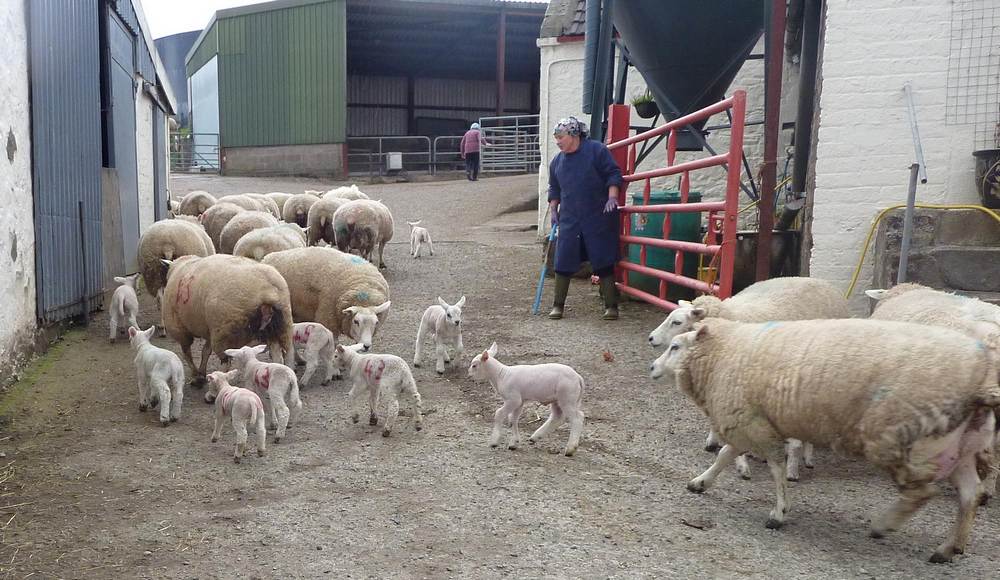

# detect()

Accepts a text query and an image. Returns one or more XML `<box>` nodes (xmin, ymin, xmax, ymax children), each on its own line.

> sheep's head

<box><xmin>114</xmin><ymin>273</ymin><xmax>141</xmax><ymax>289</ymax></box>
<box><xmin>438</xmin><ymin>296</ymin><xmax>466</xmax><ymax>328</ymax></box>
<box><xmin>223</xmin><ymin>345</ymin><xmax>268</xmax><ymax>369</ymax></box>
<box><xmin>344</xmin><ymin>301</ymin><xmax>390</xmax><ymax>351</ymax></box>
<box><xmin>205</xmin><ymin>369</ymin><xmax>240</xmax><ymax>403</ymax></box>
<box><xmin>128</xmin><ymin>325</ymin><xmax>156</xmax><ymax>349</ymax></box>
<box><xmin>649</xmin><ymin>326</ymin><xmax>704</xmax><ymax>380</ymax></box>
<box><xmin>333</xmin><ymin>343</ymin><xmax>366</xmax><ymax>371</ymax></box>
<box><xmin>648</xmin><ymin>300</ymin><xmax>707</xmax><ymax>346</ymax></box>
<box><xmin>467</xmin><ymin>341</ymin><xmax>498</xmax><ymax>381</ymax></box>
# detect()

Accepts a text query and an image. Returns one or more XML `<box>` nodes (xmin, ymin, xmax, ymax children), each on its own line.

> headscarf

<box><xmin>470</xmin><ymin>122</ymin><xmax>481</xmax><ymax>130</ymax></box>
<box><xmin>553</xmin><ymin>116</ymin><xmax>588</xmax><ymax>138</ymax></box>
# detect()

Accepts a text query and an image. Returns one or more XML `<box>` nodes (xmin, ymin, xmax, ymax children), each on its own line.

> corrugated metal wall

<box><xmin>187</xmin><ymin>23</ymin><xmax>218</xmax><ymax>77</ymax></box>
<box><xmin>29</xmin><ymin>0</ymin><xmax>104</xmax><ymax>323</ymax></box>
<box><xmin>218</xmin><ymin>0</ymin><xmax>347</xmax><ymax>147</ymax></box>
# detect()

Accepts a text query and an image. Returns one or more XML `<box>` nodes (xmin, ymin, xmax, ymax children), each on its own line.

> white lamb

<box><xmin>332</xmin><ymin>343</ymin><xmax>424</xmax><ymax>437</ymax></box>
<box><xmin>467</xmin><ymin>341</ymin><xmax>585</xmax><ymax>456</ymax></box>
<box><xmin>413</xmin><ymin>296</ymin><xmax>465</xmax><ymax>375</ymax></box>
<box><xmin>206</xmin><ymin>370</ymin><xmax>267</xmax><ymax>463</ymax></box>
<box><xmin>291</xmin><ymin>321</ymin><xmax>340</xmax><ymax>386</ymax></box>
<box><xmin>647</xmin><ymin>276</ymin><xmax>850</xmax><ymax>481</ymax></box>
<box><xmin>407</xmin><ymin>220</ymin><xmax>434</xmax><ymax>258</ymax></box>
<box><xmin>221</xmin><ymin>345</ymin><xmax>303</xmax><ymax>443</ymax></box>
<box><xmin>128</xmin><ymin>325</ymin><xmax>185</xmax><ymax>427</ymax></box>
<box><xmin>109</xmin><ymin>273</ymin><xmax>140</xmax><ymax>343</ymax></box>
<box><xmin>649</xmin><ymin>318</ymin><xmax>1000</xmax><ymax>563</ymax></box>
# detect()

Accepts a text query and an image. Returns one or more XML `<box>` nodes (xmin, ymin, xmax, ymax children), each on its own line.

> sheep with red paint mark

<box><xmin>291</xmin><ymin>321</ymin><xmax>339</xmax><ymax>386</ymax></box>
<box><xmin>206</xmin><ymin>370</ymin><xmax>266</xmax><ymax>463</ymax></box>
<box><xmin>332</xmin><ymin>343</ymin><xmax>423</xmax><ymax>437</ymax></box>
<box><xmin>649</xmin><ymin>317</ymin><xmax>1000</xmax><ymax>563</ymax></box>
<box><xmin>219</xmin><ymin>345</ymin><xmax>303</xmax><ymax>443</ymax></box>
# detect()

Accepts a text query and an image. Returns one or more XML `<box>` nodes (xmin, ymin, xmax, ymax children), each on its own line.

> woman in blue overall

<box><xmin>547</xmin><ymin>117</ymin><xmax>623</xmax><ymax>320</ymax></box>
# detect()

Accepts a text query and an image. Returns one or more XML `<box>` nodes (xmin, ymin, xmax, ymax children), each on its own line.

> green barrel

<box><xmin>625</xmin><ymin>190</ymin><xmax>703</xmax><ymax>301</ymax></box>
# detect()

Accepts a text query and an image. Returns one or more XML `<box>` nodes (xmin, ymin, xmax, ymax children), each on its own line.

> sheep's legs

<box><xmin>803</xmin><ymin>442</ymin><xmax>815</xmax><ymax>469</ymax></box>
<box><xmin>564</xmin><ymin>408</ymin><xmax>584</xmax><ymax>456</ymax></box>
<box><xmin>383</xmin><ymin>397</ymin><xmax>399</xmax><ymax>437</ymax></box>
<box><xmin>688</xmin><ymin>444</ymin><xmax>742</xmax><ymax>493</ymax></box>
<box><xmin>210</xmin><ymin>406</ymin><xmax>224</xmax><ymax>442</ymax></box>
<box><xmin>151</xmin><ymin>378</ymin><xmax>172</xmax><ymax>427</ymax></box>
<box><xmin>931</xmin><ymin>457</ymin><xmax>981</xmax><ymax>563</ymax></box>
<box><xmin>198</xmin><ymin>338</ymin><xmax>212</xmax><ymax>379</ymax></box>
<box><xmin>367</xmin><ymin>386</ymin><xmax>379</xmax><ymax>426</ymax></box>
<box><xmin>109</xmin><ymin>314</ymin><xmax>119</xmax><ymax>342</ymax></box>
<box><xmin>490</xmin><ymin>400</ymin><xmax>519</xmax><ymax>448</ymax></box>
<box><xmin>427</xmin><ymin>236</ymin><xmax>434</xmax><ymax>256</ymax></box>
<box><xmin>870</xmin><ymin>483</ymin><xmax>938</xmax><ymax>539</ymax></box>
<box><xmin>232</xmin><ymin>417</ymin><xmax>248</xmax><ymax>464</ymax></box>
<box><xmin>169</xmin><ymin>381</ymin><xmax>183</xmax><ymax>422</ymax></box>
<box><xmin>413</xmin><ymin>321</ymin><xmax>426</xmax><ymax>367</ymax></box>
<box><xmin>434</xmin><ymin>343</ymin><xmax>447</xmax><ymax>375</ymax></box>
<box><xmin>270</xmin><ymin>387</ymin><xmax>291</xmax><ymax>443</ymax></box>
<box><xmin>254</xmin><ymin>413</ymin><xmax>267</xmax><ymax>457</ymax></box>
<box><xmin>348</xmin><ymin>381</ymin><xmax>367</xmax><ymax>424</ymax></box>
<box><xmin>786</xmin><ymin>439</ymin><xmax>803</xmax><ymax>481</ymax></box>
<box><xmin>734</xmin><ymin>454</ymin><xmax>752</xmax><ymax>480</ymax></box>
<box><xmin>704</xmin><ymin>429</ymin><xmax>722</xmax><ymax>452</ymax></box>
<box><xmin>764</xmin><ymin>451</ymin><xmax>790</xmax><ymax>529</ymax></box>
<box><xmin>377</xmin><ymin>241</ymin><xmax>387</xmax><ymax>269</ymax></box>
<box><xmin>529</xmin><ymin>404</ymin><xmax>564</xmax><ymax>444</ymax></box>
<box><xmin>179</xmin><ymin>339</ymin><xmax>199</xmax><ymax>380</ymax></box>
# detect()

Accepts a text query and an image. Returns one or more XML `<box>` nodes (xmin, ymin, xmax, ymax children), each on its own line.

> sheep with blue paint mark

<box><xmin>262</xmin><ymin>247</ymin><xmax>390</xmax><ymax>352</ymax></box>
<box><xmin>649</xmin><ymin>317</ymin><xmax>1000</xmax><ymax>563</ymax></box>
<box><xmin>332</xmin><ymin>199</ymin><xmax>394</xmax><ymax>268</ymax></box>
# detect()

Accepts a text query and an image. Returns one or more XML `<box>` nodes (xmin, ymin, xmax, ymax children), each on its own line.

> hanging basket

<box><xmin>633</xmin><ymin>100</ymin><xmax>660</xmax><ymax>119</ymax></box>
<box><xmin>972</xmin><ymin>149</ymin><xmax>1000</xmax><ymax>209</ymax></box>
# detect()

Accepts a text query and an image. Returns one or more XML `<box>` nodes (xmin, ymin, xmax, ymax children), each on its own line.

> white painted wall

<box><xmin>809</xmin><ymin>0</ymin><xmax>983</xmax><ymax>312</ymax></box>
<box><xmin>136</xmin><ymin>89</ymin><xmax>155</xmax><ymax>234</ymax></box>
<box><xmin>0</xmin><ymin>0</ymin><xmax>38</xmax><ymax>378</ymax></box>
<box><xmin>536</xmin><ymin>36</ymin><xmax>800</xmax><ymax>236</ymax></box>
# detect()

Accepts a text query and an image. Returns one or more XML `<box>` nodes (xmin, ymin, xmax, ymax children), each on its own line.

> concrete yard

<box><xmin>0</xmin><ymin>174</ymin><xmax>998</xmax><ymax>579</ymax></box>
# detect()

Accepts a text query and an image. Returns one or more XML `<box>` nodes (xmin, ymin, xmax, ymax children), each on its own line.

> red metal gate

<box><xmin>605</xmin><ymin>90</ymin><xmax>747</xmax><ymax>310</ymax></box>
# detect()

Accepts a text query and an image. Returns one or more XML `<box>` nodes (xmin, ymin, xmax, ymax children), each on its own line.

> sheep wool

<box><xmin>219</xmin><ymin>211</ymin><xmax>279</xmax><ymax>254</ymax></box>
<box><xmin>234</xmin><ymin>223</ymin><xmax>308</xmax><ymax>261</ymax></box>
<box><xmin>200</xmin><ymin>202</ymin><xmax>245</xmax><ymax>251</ymax></box>
<box><xmin>137</xmin><ymin>219</ymin><xmax>216</xmax><ymax>300</ymax></box>
<box><xmin>307</xmin><ymin>197</ymin><xmax>349</xmax><ymax>246</ymax></box>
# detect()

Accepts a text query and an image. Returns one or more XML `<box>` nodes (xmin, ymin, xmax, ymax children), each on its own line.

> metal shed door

<box><xmin>109</xmin><ymin>11</ymin><xmax>140</xmax><ymax>272</ymax></box>
<box><xmin>153</xmin><ymin>107</ymin><xmax>167</xmax><ymax>221</ymax></box>
<box><xmin>29</xmin><ymin>0</ymin><xmax>104</xmax><ymax>323</ymax></box>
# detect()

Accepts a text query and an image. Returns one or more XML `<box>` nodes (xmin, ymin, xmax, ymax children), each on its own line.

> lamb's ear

<box><xmin>160</xmin><ymin>259</ymin><xmax>173</xmax><ymax>267</ymax></box>
<box><xmin>128</xmin><ymin>327</ymin><xmax>138</xmax><ymax>338</ymax></box>
<box><xmin>456</xmin><ymin>295</ymin><xmax>466</xmax><ymax>308</ymax></box>
<box><xmin>336</xmin><ymin>345</ymin><xmax>345</xmax><ymax>353</ymax></box>
<box><xmin>252</xmin><ymin>344</ymin><xmax>268</xmax><ymax>355</ymax></box>
<box><xmin>343</xmin><ymin>306</ymin><xmax>360</xmax><ymax>315</ymax></box>
<box><xmin>678</xmin><ymin>299</ymin><xmax>693</xmax><ymax>308</ymax></box>
<box><xmin>437</xmin><ymin>296</ymin><xmax>449</xmax><ymax>309</ymax></box>
<box><xmin>144</xmin><ymin>326</ymin><xmax>156</xmax><ymax>338</ymax></box>
<box><xmin>865</xmin><ymin>289</ymin><xmax>888</xmax><ymax>300</ymax></box>
<box><xmin>480</xmin><ymin>350</ymin><xmax>489</xmax><ymax>361</ymax></box>
<box><xmin>224</xmin><ymin>348</ymin><xmax>241</xmax><ymax>358</ymax></box>
<box><xmin>373</xmin><ymin>301</ymin><xmax>391</xmax><ymax>314</ymax></box>
<box><xmin>113</xmin><ymin>276</ymin><xmax>128</xmax><ymax>285</ymax></box>
<box><xmin>694</xmin><ymin>325</ymin><xmax>709</xmax><ymax>341</ymax></box>
<box><xmin>690</xmin><ymin>307</ymin><xmax>707</xmax><ymax>321</ymax></box>
<box><xmin>225</xmin><ymin>369</ymin><xmax>240</xmax><ymax>380</ymax></box>
<box><xmin>487</xmin><ymin>341</ymin><xmax>498</xmax><ymax>356</ymax></box>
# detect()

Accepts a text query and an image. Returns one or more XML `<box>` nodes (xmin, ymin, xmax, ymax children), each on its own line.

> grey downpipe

<box><xmin>589</xmin><ymin>0</ymin><xmax>616</xmax><ymax>141</ymax></box>
<box><xmin>777</xmin><ymin>0</ymin><xmax>822</xmax><ymax>231</ymax></box>
<box><xmin>897</xmin><ymin>82</ymin><xmax>928</xmax><ymax>284</ymax></box>
<box><xmin>582</xmin><ymin>0</ymin><xmax>602</xmax><ymax>115</ymax></box>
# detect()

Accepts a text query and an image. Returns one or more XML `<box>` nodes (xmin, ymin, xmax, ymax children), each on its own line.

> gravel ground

<box><xmin>0</xmin><ymin>173</ymin><xmax>997</xmax><ymax>579</ymax></box>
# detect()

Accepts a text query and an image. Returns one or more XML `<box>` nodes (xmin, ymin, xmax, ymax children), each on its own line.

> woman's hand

<box><xmin>603</xmin><ymin>198</ymin><xmax>618</xmax><ymax>213</ymax></box>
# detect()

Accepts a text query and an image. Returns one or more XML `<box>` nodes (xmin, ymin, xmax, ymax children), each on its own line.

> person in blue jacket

<box><xmin>546</xmin><ymin>116</ymin><xmax>624</xmax><ymax>320</ymax></box>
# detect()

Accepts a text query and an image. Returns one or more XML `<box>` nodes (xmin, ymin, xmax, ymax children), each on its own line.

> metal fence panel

<box><xmin>29</xmin><ymin>0</ymin><xmax>104</xmax><ymax>323</ymax></box>
<box><xmin>170</xmin><ymin>132</ymin><xmax>221</xmax><ymax>173</ymax></box>
<box><xmin>478</xmin><ymin>114</ymin><xmax>541</xmax><ymax>174</ymax></box>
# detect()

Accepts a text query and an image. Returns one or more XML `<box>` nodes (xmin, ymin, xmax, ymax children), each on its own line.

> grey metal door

<box><xmin>29</xmin><ymin>0</ymin><xmax>104</xmax><ymax>323</ymax></box>
<box><xmin>109</xmin><ymin>11</ymin><xmax>140</xmax><ymax>272</ymax></box>
<box><xmin>153</xmin><ymin>107</ymin><xmax>167</xmax><ymax>221</ymax></box>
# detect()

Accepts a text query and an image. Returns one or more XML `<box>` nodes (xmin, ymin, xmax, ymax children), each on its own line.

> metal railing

<box><xmin>169</xmin><ymin>132</ymin><xmax>220</xmax><ymax>173</ymax></box>
<box><xmin>606</xmin><ymin>90</ymin><xmax>747</xmax><ymax>310</ymax></box>
<box><xmin>346</xmin><ymin>136</ymin><xmax>432</xmax><ymax>178</ymax></box>
<box><xmin>479</xmin><ymin>114</ymin><xmax>541</xmax><ymax>174</ymax></box>
<box><xmin>431</xmin><ymin>136</ymin><xmax>466</xmax><ymax>175</ymax></box>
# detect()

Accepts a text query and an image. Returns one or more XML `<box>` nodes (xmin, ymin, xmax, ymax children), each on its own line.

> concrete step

<box><xmin>954</xmin><ymin>290</ymin><xmax>1000</xmax><ymax>306</ymax></box>
<box><xmin>932</xmin><ymin>245</ymin><xmax>1000</xmax><ymax>292</ymax></box>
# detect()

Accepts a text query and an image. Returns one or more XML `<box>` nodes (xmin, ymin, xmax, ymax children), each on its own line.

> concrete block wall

<box><xmin>136</xmin><ymin>91</ymin><xmax>156</xmax><ymax>235</ymax></box>
<box><xmin>223</xmin><ymin>143</ymin><xmax>345</xmax><ymax>178</ymax></box>
<box><xmin>0</xmin><ymin>0</ymin><xmax>38</xmax><ymax>384</ymax></box>
<box><xmin>810</xmin><ymin>0</ymin><xmax>982</xmax><ymax>312</ymax></box>
<box><xmin>536</xmin><ymin>36</ymin><xmax>800</xmax><ymax>237</ymax></box>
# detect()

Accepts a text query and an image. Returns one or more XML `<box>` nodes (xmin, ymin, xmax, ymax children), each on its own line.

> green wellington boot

<box><xmin>599</xmin><ymin>276</ymin><xmax>619</xmax><ymax>320</ymax></box>
<box><xmin>548</xmin><ymin>274</ymin><xmax>570</xmax><ymax>319</ymax></box>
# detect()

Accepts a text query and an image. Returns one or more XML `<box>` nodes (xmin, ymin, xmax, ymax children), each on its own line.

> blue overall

<box><xmin>547</xmin><ymin>139</ymin><xmax>624</xmax><ymax>275</ymax></box>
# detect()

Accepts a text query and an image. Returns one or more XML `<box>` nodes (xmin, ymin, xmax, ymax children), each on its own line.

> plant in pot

<box><xmin>972</xmin><ymin>118</ymin><xmax>1000</xmax><ymax>209</ymax></box>
<box><xmin>631</xmin><ymin>90</ymin><xmax>660</xmax><ymax>119</ymax></box>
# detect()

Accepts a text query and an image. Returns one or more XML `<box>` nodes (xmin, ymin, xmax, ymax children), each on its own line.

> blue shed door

<box><xmin>109</xmin><ymin>11</ymin><xmax>140</xmax><ymax>272</ymax></box>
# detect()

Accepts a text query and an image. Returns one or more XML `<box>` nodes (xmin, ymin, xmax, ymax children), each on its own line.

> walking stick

<box><xmin>531</xmin><ymin>224</ymin><xmax>558</xmax><ymax>315</ymax></box>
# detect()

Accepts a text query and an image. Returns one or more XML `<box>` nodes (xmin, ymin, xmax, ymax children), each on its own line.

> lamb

<box><xmin>333</xmin><ymin>199</ymin><xmax>394</xmax><ymax>268</ymax></box>
<box><xmin>177</xmin><ymin>190</ymin><xmax>216</xmax><ymax>217</ymax></box>
<box><xmin>291</xmin><ymin>322</ymin><xmax>339</xmax><ymax>386</ymax></box>
<box><xmin>262</xmin><ymin>247</ymin><xmax>391</xmax><ymax>351</ymax></box>
<box><xmin>137</xmin><ymin>219</ymin><xmax>216</xmax><ymax>319</ymax></box>
<box><xmin>306</xmin><ymin>197</ymin><xmax>349</xmax><ymax>246</ymax></box>
<box><xmin>128</xmin><ymin>325</ymin><xmax>185</xmax><ymax>426</ymax></box>
<box><xmin>467</xmin><ymin>341</ymin><xmax>585</xmax><ymax>456</ymax></box>
<box><xmin>161</xmin><ymin>254</ymin><xmax>293</xmax><ymax>383</ymax></box>
<box><xmin>324</xmin><ymin>184</ymin><xmax>369</xmax><ymax>201</ymax></box>
<box><xmin>647</xmin><ymin>276</ymin><xmax>850</xmax><ymax>481</ymax></box>
<box><xmin>245</xmin><ymin>193</ymin><xmax>281</xmax><ymax>219</ymax></box>
<box><xmin>206</xmin><ymin>370</ymin><xmax>266</xmax><ymax>463</ymax></box>
<box><xmin>200</xmin><ymin>202</ymin><xmax>245</xmax><ymax>251</ymax></box>
<box><xmin>332</xmin><ymin>343</ymin><xmax>423</xmax><ymax>437</ymax></box>
<box><xmin>233</xmin><ymin>223</ymin><xmax>308</xmax><ymax>261</ymax></box>
<box><xmin>219</xmin><ymin>210</ymin><xmax>279</xmax><ymax>254</ymax></box>
<box><xmin>282</xmin><ymin>193</ymin><xmax>321</xmax><ymax>228</ymax></box>
<box><xmin>264</xmin><ymin>192</ymin><xmax>293</xmax><ymax>214</ymax></box>
<box><xmin>109</xmin><ymin>274</ymin><xmax>140</xmax><ymax>342</ymax></box>
<box><xmin>866</xmin><ymin>282</ymin><xmax>1000</xmax><ymax>502</ymax></box>
<box><xmin>168</xmin><ymin>199</ymin><xmax>181</xmax><ymax>217</ymax></box>
<box><xmin>649</xmin><ymin>317</ymin><xmax>1000</xmax><ymax>563</ymax></box>
<box><xmin>222</xmin><ymin>345</ymin><xmax>303</xmax><ymax>443</ymax></box>
<box><xmin>407</xmin><ymin>220</ymin><xmax>434</xmax><ymax>258</ymax></box>
<box><xmin>413</xmin><ymin>296</ymin><xmax>465</xmax><ymax>375</ymax></box>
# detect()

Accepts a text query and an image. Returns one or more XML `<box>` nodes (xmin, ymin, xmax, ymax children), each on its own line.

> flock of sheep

<box><xmin>104</xmin><ymin>185</ymin><xmax>1000</xmax><ymax>564</ymax></box>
